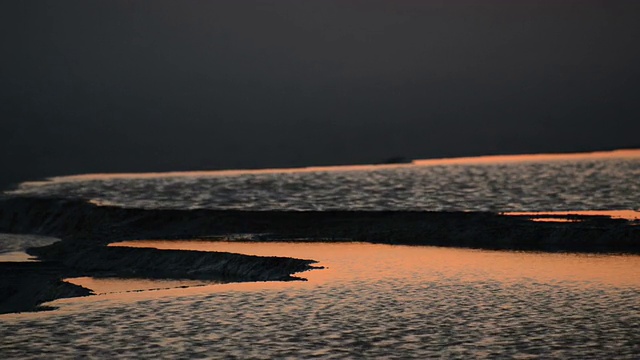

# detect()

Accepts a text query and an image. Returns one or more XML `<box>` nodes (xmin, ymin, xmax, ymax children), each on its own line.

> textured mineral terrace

<box><xmin>0</xmin><ymin>197</ymin><xmax>638</xmax><ymax>313</ymax></box>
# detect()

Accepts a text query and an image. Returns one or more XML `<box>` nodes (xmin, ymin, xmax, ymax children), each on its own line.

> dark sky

<box><xmin>2</xmin><ymin>0</ymin><xmax>640</xmax><ymax>188</ymax></box>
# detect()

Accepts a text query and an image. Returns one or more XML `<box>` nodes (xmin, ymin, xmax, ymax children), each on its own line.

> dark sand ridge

<box><xmin>1</xmin><ymin>196</ymin><xmax>639</xmax><ymax>314</ymax></box>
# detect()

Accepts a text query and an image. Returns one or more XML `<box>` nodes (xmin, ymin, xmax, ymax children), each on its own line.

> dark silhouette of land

<box><xmin>1</xmin><ymin>197</ymin><xmax>638</xmax><ymax>313</ymax></box>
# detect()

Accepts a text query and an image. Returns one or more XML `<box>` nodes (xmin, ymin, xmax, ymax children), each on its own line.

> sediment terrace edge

<box><xmin>1</xmin><ymin>196</ymin><xmax>639</xmax><ymax>314</ymax></box>
<box><xmin>1</xmin><ymin>196</ymin><xmax>638</xmax><ymax>253</ymax></box>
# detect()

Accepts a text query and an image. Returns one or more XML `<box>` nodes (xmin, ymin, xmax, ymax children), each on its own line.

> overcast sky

<box><xmin>2</xmin><ymin>0</ymin><xmax>639</xmax><ymax>188</ymax></box>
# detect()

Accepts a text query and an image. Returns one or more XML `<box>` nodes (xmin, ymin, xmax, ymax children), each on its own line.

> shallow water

<box><xmin>2</xmin><ymin>242</ymin><xmax>639</xmax><ymax>358</ymax></box>
<box><xmin>65</xmin><ymin>277</ymin><xmax>218</xmax><ymax>295</ymax></box>
<box><xmin>0</xmin><ymin>233</ymin><xmax>60</xmax><ymax>262</ymax></box>
<box><xmin>505</xmin><ymin>210</ymin><xmax>640</xmax><ymax>221</ymax></box>
<box><xmin>108</xmin><ymin>241</ymin><xmax>640</xmax><ymax>287</ymax></box>
<box><xmin>7</xmin><ymin>151</ymin><xmax>640</xmax><ymax>212</ymax></box>
<box><xmin>2</xmin><ymin>152</ymin><xmax>640</xmax><ymax>358</ymax></box>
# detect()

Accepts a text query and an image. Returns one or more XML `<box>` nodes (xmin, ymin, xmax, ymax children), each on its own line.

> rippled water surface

<box><xmin>3</xmin><ymin>152</ymin><xmax>640</xmax><ymax>358</ymax></box>
<box><xmin>8</xmin><ymin>151</ymin><xmax>640</xmax><ymax>212</ymax></box>
<box><xmin>2</xmin><ymin>242</ymin><xmax>639</xmax><ymax>358</ymax></box>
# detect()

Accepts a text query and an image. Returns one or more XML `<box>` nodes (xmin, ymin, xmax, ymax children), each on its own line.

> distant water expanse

<box><xmin>8</xmin><ymin>149</ymin><xmax>640</xmax><ymax>212</ymax></box>
<box><xmin>2</xmin><ymin>150</ymin><xmax>640</xmax><ymax>358</ymax></box>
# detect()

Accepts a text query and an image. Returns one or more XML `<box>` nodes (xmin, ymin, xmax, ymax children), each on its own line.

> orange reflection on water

<box><xmin>65</xmin><ymin>277</ymin><xmax>216</xmax><ymax>295</ymax></box>
<box><xmin>0</xmin><ymin>251</ymin><xmax>38</xmax><ymax>262</ymax></box>
<box><xmin>528</xmin><ymin>218</ymin><xmax>582</xmax><ymax>223</ymax></box>
<box><xmin>19</xmin><ymin>149</ymin><xmax>640</xmax><ymax>186</ymax></box>
<box><xmin>37</xmin><ymin>241</ymin><xmax>639</xmax><ymax>316</ymax></box>
<box><xmin>412</xmin><ymin>149</ymin><xmax>640</xmax><ymax>166</ymax></box>
<box><xmin>109</xmin><ymin>241</ymin><xmax>640</xmax><ymax>288</ymax></box>
<box><xmin>505</xmin><ymin>210</ymin><xmax>640</xmax><ymax>221</ymax></box>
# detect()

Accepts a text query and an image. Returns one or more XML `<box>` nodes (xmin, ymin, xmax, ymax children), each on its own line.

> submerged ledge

<box><xmin>28</xmin><ymin>244</ymin><xmax>317</xmax><ymax>282</ymax></box>
<box><xmin>0</xmin><ymin>244</ymin><xmax>317</xmax><ymax>314</ymax></box>
<box><xmin>1</xmin><ymin>197</ymin><xmax>638</xmax><ymax>253</ymax></box>
<box><xmin>1</xmin><ymin>196</ymin><xmax>639</xmax><ymax>314</ymax></box>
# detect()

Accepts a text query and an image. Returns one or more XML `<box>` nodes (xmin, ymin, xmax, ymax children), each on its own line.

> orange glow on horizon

<box><xmin>17</xmin><ymin>148</ymin><xmax>640</xmax><ymax>186</ymax></box>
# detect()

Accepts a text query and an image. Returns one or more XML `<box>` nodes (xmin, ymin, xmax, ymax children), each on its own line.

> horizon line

<box><xmin>14</xmin><ymin>148</ymin><xmax>640</xmax><ymax>186</ymax></box>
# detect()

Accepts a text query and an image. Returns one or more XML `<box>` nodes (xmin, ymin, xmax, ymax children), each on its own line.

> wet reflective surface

<box><xmin>8</xmin><ymin>150</ymin><xmax>640</xmax><ymax>212</ymax></box>
<box><xmin>0</xmin><ymin>251</ymin><xmax>38</xmax><ymax>262</ymax></box>
<box><xmin>506</xmin><ymin>210</ymin><xmax>640</xmax><ymax>221</ymax></box>
<box><xmin>65</xmin><ymin>277</ymin><xmax>217</xmax><ymax>295</ymax></box>
<box><xmin>3</xmin><ymin>151</ymin><xmax>639</xmax><ymax>357</ymax></box>
<box><xmin>2</xmin><ymin>242</ymin><xmax>639</xmax><ymax>358</ymax></box>
<box><xmin>110</xmin><ymin>241</ymin><xmax>640</xmax><ymax>287</ymax></box>
<box><xmin>0</xmin><ymin>233</ymin><xmax>60</xmax><ymax>262</ymax></box>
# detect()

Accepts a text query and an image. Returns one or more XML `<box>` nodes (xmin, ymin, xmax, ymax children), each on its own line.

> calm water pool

<box><xmin>2</xmin><ymin>241</ymin><xmax>639</xmax><ymax>358</ymax></box>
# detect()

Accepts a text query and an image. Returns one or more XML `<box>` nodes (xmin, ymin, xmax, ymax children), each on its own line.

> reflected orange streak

<box><xmin>65</xmin><ymin>277</ymin><xmax>216</xmax><ymax>295</ymax></box>
<box><xmin>0</xmin><ymin>251</ymin><xmax>38</xmax><ymax>262</ymax></box>
<box><xmin>506</xmin><ymin>210</ymin><xmax>640</xmax><ymax>221</ymax></box>
<box><xmin>109</xmin><ymin>241</ymin><xmax>640</xmax><ymax>288</ymax></box>
<box><xmin>528</xmin><ymin>218</ymin><xmax>582</xmax><ymax>223</ymax></box>
<box><xmin>18</xmin><ymin>149</ymin><xmax>640</xmax><ymax>185</ymax></box>
<box><xmin>412</xmin><ymin>149</ymin><xmax>640</xmax><ymax>166</ymax></box>
<box><xmin>24</xmin><ymin>241</ymin><xmax>638</xmax><ymax>318</ymax></box>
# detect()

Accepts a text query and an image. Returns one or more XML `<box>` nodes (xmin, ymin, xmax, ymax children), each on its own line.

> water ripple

<box><xmin>8</xmin><ymin>158</ymin><xmax>640</xmax><ymax>212</ymax></box>
<box><xmin>1</xmin><ymin>281</ymin><xmax>638</xmax><ymax>358</ymax></box>
<box><xmin>2</xmin><ymin>243</ymin><xmax>639</xmax><ymax>358</ymax></box>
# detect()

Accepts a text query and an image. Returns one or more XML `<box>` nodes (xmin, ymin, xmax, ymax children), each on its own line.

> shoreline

<box><xmin>0</xmin><ymin>246</ymin><xmax>318</xmax><ymax>315</ymax></box>
<box><xmin>1</xmin><ymin>197</ymin><xmax>638</xmax><ymax>253</ymax></box>
<box><xmin>1</xmin><ymin>196</ymin><xmax>639</xmax><ymax>314</ymax></box>
<box><xmin>9</xmin><ymin>148</ymin><xmax>640</xmax><ymax>187</ymax></box>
